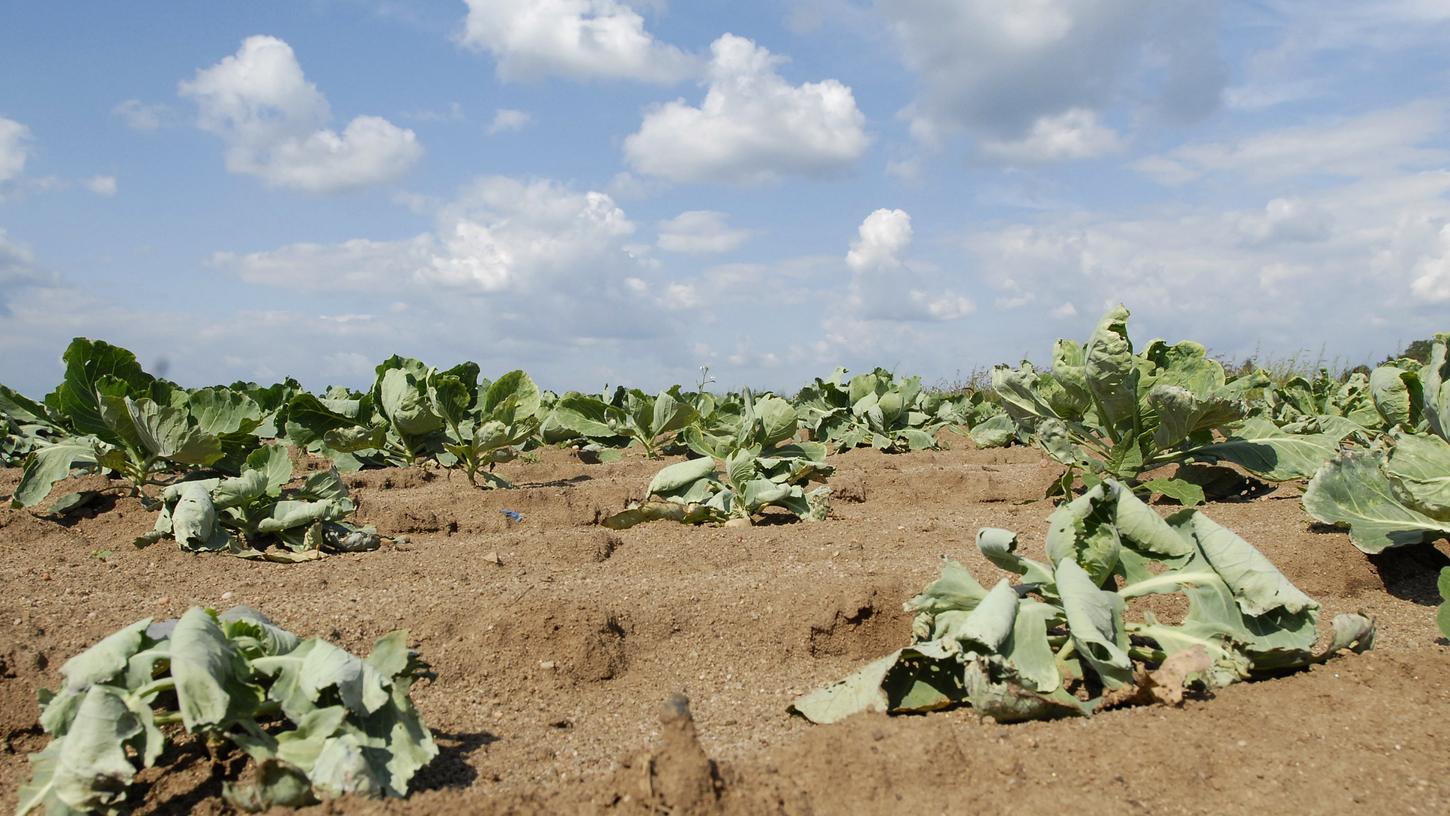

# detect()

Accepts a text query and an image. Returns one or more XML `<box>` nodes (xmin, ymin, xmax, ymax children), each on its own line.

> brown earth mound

<box><xmin>2</xmin><ymin>442</ymin><xmax>1447</xmax><ymax>815</ymax></box>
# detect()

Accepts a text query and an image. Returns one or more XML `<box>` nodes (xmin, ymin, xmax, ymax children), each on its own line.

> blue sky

<box><xmin>2</xmin><ymin>1</ymin><xmax>1449</xmax><ymax>396</ymax></box>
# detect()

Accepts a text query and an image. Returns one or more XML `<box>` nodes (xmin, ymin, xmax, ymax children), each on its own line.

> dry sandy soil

<box><xmin>2</xmin><ymin>440</ymin><xmax>1448</xmax><ymax>815</ymax></box>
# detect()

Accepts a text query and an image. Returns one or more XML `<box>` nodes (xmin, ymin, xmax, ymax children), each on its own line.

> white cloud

<box><xmin>964</xmin><ymin>170</ymin><xmax>1450</xmax><ymax>358</ymax></box>
<box><xmin>424</xmin><ymin>177</ymin><xmax>636</xmax><ymax>292</ymax></box>
<box><xmin>217</xmin><ymin>177</ymin><xmax>641</xmax><ymax>297</ymax></box>
<box><xmin>1226</xmin><ymin>1</ymin><xmax>1450</xmax><ymax>112</ymax></box>
<box><xmin>1135</xmin><ymin>102</ymin><xmax>1447</xmax><ymax>186</ymax></box>
<box><xmin>85</xmin><ymin>176</ymin><xmax>118</xmax><ymax>197</ymax></box>
<box><xmin>908</xmin><ymin>290</ymin><xmax>975</xmax><ymax>321</ymax></box>
<box><xmin>656</xmin><ymin>210</ymin><xmax>751</xmax><ymax>253</ymax></box>
<box><xmin>1258</xmin><ymin>262</ymin><xmax>1310</xmax><ymax>296</ymax></box>
<box><xmin>885</xmin><ymin>156</ymin><xmax>922</xmax><ymax>183</ymax></box>
<box><xmin>0</xmin><ymin>229</ymin><xmax>48</xmax><ymax>293</ymax></box>
<box><xmin>624</xmin><ymin>34</ymin><xmax>870</xmax><ymax>184</ymax></box>
<box><xmin>112</xmin><ymin>99</ymin><xmax>171</xmax><ymax>131</ymax></box>
<box><xmin>180</xmin><ymin>35</ymin><xmax>422</xmax><ymax>193</ymax></box>
<box><xmin>1411</xmin><ymin>225</ymin><xmax>1450</xmax><ymax>303</ymax></box>
<box><xmin>457</xmin><ymin>0</ymin><xmax>695</xmax><ymax>83</ymax></box>
<box><xmin>879</xmin><ymin>0</ymin><xmax>1225</xmax><ymax>152</ymax></box>
<box><xmin>1236</xmin><ymin>197</ymin><xmax>1331</xmax><ymax>246</ymax></box>
<box><xmin>847</xmin><ymin>208</ymin><xmax>913</xmax><ymax>273</ymax></box>
<box><xmin>487</xmin><ymin>108</ymin><xmax>533</xmax><ymax>134</ymax></box>
<box><xmin>213</xmin><ymin>236</ymin><xmax>435</xmax><ymax>291</ymax></box>
<box><xmin>979</xmin><ymin>108</ymin><xmax>1123</xmax><ymax>162</ymax></box>
<box><xmin>0</xmin><ymin>117</ymin><xmax>31</xmax><ymax>185</ymax></box>
<box><xmin>846</xmin><ymin>209</ymin><xmax>974</xmax><ymax>322</ymax></box>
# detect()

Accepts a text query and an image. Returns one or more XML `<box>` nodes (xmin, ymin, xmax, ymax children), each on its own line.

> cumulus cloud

<box><xmin>198</xmin><ymin>175</ymin><xmax>728</xmax><ymax>387</ymax></box>
<box><xmin>424</xmin><ymin>177</ymin><xmax>637</xmax><ymax>292</ymax></box>
<box><xmin>458</xmin><ymin>0</ymin><xmax>695</xmax><ymax>83</ymax></box>
<box><xmin>979</xmin><ymin>108</ymin><xmax>1123</xmax><ymax>162</ymax></box>
<box><xmin>623</xmin><ymin>34</ymin><xmax>870</xmax><ymax>184</ymax></box>
<box><xmin>846</xmin><ymin>209</ymin><xmax>974</xmax><ymax>322</ymax></box>
<box><xmin>879</xmin><ymin>0</ymin><xmax>1224</xmax><ymax>157</ymax></box>
<box><xmin>656</xmin><ymin>210</ymin><xmax>752</xmax><ymax>253</ymax></box>
<box><xmin>847</xmin><ymin>208</ymin><xmax>914</xmax><ymax>274</ymax></box>
<box><xmin>487</xmin><ymin>108</ymin><xmax>533</xmax><ymax>134</ymax></box>
<box><xmin>180</xmin><ymin>35</ymin><xmax>422</xmax><ymax>193</ymax></box>
<box><xmin>216</xmin><ymin>177</ymin><xmax>641</xmax><ymax>299</ymax></box>
<box><xmin>0</xmin><ymin>117</ymin><xmax>31</xmax><ymax>185</ymax></box>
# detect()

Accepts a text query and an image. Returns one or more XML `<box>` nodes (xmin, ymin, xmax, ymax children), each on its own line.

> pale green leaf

<box><xmin>1304</xmin><ymin>450</ymin><xmax>1450</xmax><ymax>553</ymax></box>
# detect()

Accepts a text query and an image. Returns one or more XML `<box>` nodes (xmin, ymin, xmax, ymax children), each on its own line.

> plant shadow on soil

<box><xmin>132</xmin><ymin>739</ymin><xmax>233</xmax><ymax>815</ymax></box>
<box><xmin>37</xmin><ymin>492</ymin><xmax>121</xmax><ymax>528</ymax></box>
<box><xmin>1365</xmin><ymin>542</ymin><xmax>1450</xmax><ymax>606</ymax></box>
<box><xmin>413</xmin><ymin>729</ymin><xmax>499</xmax><ymax>791</ymax></box>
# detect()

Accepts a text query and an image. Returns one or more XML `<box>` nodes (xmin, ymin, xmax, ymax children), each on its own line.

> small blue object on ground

<box><xmin>501</xmin><ymin>509</ymin><xmax>524</xmax><ymax>523</ymax></box>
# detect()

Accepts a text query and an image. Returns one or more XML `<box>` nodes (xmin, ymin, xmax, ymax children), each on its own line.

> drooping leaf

<box><xmin>17</xmin><ymin>686</ymin><xmax>143</xmax><ymax>816</ymax></box>
<box><xmin>1383</xmin><ymin>431</ymin><xmax>1450</xmax><ymax>515</ymax></box>
<box><xmin>1054</xmin><ymin>559</ymin><xmax>1133</xmax><ymax>689</ymax></box>
<box><xmin>1175</xmin><ymin>510</ymin><xmax>1315</xmax><ymax>616</ymax></box>
<box><xmin>789</xmin><ymin>651</ymin><xmax>901</xmax><ymax>724</ymax></box>
<box><xmin>1304</xmin><ymin>450</ymin><xmax>1450</xmax><ymax>553</ymax></box>
<box><xmin>976</xmin><ymin>528</ymin><xmax>1054</xmax><ymax>585</ymax></box>
<box><xmin>647</xmin><ymin>457</ymin><xmax>717</xmax><ymax>496</ymax></box>
<box><xmin>11</xmin><ymin>440</ymin><xmax>103</xmax><ymax>509</ymax></box>
<box><xmin>1192</xmin><ymin>417</ymin><xmax>1343</xmax><ymax>481</ymax></box>
<box><xmin>169</xmin><ymin>608</ymin><xmax>264</xmax><ymax>732</ymax></box>
<box><xmin>1141</xmin><ymin>477</ymin><xmax>1205</xmax><ymax>507</ymax></box>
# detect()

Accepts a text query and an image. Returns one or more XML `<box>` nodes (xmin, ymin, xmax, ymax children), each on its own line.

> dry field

<box><xmin>3</xmin><ymin>441</ymin><xmax>1448</xmax><ymax>814</ymax></box>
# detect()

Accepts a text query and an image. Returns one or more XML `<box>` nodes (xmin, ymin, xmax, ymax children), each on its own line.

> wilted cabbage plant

<box><xmin>133</xmin><ymin>445</ymin><xmax>379</xmax><ymax>562</ymax></box>
<box><xmin>796</xmin><ymin>368</ymin><xmax>948</xmax><ymax>453</ymax></box>
<box><xmin>18</xmin><ymin>606</ymin><xmax>437</xmax><ymax>815</ymax></box>
<box><xmin>1304</xmin><ymin>333</ymin><xmax>1450</xmax><ymax>552</ymax></box>
<box><xmin>604</xmin><ymin>393</ymin><xmax>831</xmax><ymax>528</ymax></box>
<box><xmin>792</xmin><ymin>480</ymin><xmax>1373</xmax><ymax>725</ymax></box>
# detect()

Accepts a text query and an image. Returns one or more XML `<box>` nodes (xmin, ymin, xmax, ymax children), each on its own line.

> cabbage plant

<box><xmin>992</xmin><ymin>306</ymin><xmax>1349</xmax><ymax>504</ymax></box>
<box><xmin>792</xmin><ymin>480</ymin><xmax>1374</xmax><ymax>725</ymax></box>
<box><xmin>133</xmin><ymin>445</ymin><xmax>378</xmax><ymax>562</ymax></box>
<box><xmin>1257</xmin><ymin>369</ymin><xmax>1381</xmax><ymax>432</ymax></box>
<box><xmin>10</xmin><ymin>339</ymin><xmax>269</xmax><ymax>508</ymax></box>
<box><xmin>0</xmin><ymin>384</ymin><xmax>65</xmax><ymax>466</ymax></box>
<box><xmin>281</xmin><ymin>356</ymin><xmax>472</xmax><ymax>469</ymax></box>
<box><xmin>795</xmin><ymin>368</ymin><xmax>946</xmax><ymax>453</ymax></box>
<box><xmin>549</xmin><ymin>386</ymin><xmax>698</xmax><ymax>458</ymax></box>
<box><xmin>604</xmin><ymin>393</ymin><xmax>831</xmax><ymax>528</ymax></box>
<box><xmin>432</xmin><ymin>369</ymin><xmax>542</xmax><ymax>487</ymax></box>
<box><xmin>1304</xmin><ymin>334</ymin><xmax>1450</xmax><ymax>552</ymax></box>
<box><xmin>17</xmin><ymin>606</ymin><xmax>436</xmax><ymax>814</ymax></box>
